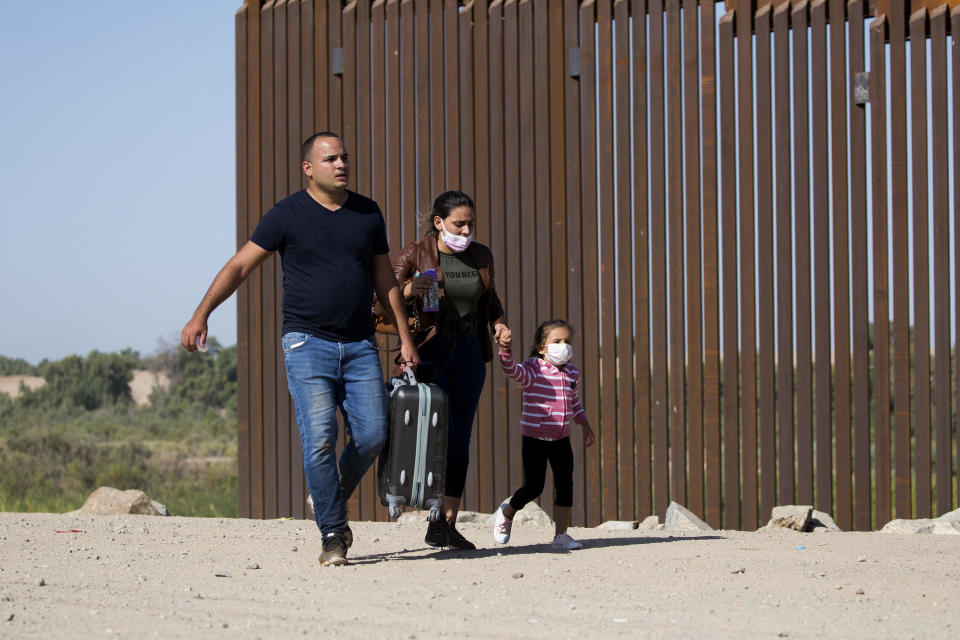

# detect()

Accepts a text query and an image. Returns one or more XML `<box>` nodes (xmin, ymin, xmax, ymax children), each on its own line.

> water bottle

<box><xmin>421</xmin><ymin>268</ymin><xmax>439</xmax><ymax>312</ymax></box>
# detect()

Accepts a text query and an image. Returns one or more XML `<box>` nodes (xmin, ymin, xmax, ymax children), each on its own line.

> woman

<box><xmin>392</xmin><ymin>190</ymin><xmax>507</xmax><ymax>549</ymax></box>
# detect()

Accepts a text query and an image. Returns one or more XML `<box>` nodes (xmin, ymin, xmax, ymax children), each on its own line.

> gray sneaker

<box><xmin>551</xmin><ymin>532</ymin><xmax>583</xmax><ymax>550</ymax></box>
<box><xmin>493</xmin><ymin>502</ymin><xmax>513</xmax><ymax>544</ymax></box>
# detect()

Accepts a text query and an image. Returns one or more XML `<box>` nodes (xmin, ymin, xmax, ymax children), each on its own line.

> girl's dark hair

<box><xmin>421</xmin><ymin>190</ymin><xmax>475</xmax><ymax>237</ymax></box>
<box><xmin>528</xmin><ymin>319</ymin><xmax>575</xmax><ymax>359</ymax></box>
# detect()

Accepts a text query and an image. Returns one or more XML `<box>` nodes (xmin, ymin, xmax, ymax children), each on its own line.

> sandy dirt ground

<box><xmin>1</xmin><ymin>512</ymin><xmax>959</xmax><ymax>639</ymax></box>
<box><xmin>0</xmin><ymin>371</ymin><xmax>168</xmax><ymax>405</ymax></box>
<box><xmin>128</xmin><ymin>371</ymin><xmax>170</xmax><ymax>406</ymax></box>
<box><xmin>0</xmin><ymin>376</ymin><xmax>44</xmax><ymax>399</ymax></box>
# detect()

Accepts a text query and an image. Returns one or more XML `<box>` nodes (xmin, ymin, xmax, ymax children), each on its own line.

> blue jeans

<box><xmin>417</xmin><ymin>333</ymin><xmax>487</xmax><ymax>498</ymax></box>
<box><xmin>282</xmin><ymin>332</ymin><xmax>387</xmax><ymax>536</ymax></box>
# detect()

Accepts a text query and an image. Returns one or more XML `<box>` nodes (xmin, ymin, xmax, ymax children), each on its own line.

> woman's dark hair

<box><xmin>421</xmin><ymin>190</ymin><xmax>475</xmax><ymax>237</ymax></box>
<box><xmin>528</xmin><ymin>319</ymin><xmax>575</xmax><ymax>359</ymax></box>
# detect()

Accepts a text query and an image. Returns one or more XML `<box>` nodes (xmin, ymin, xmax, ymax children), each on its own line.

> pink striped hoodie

<box><xmin>498</xmin><ymin>349</ymin><xmax>587</xmax><ymax>439</ymax></box>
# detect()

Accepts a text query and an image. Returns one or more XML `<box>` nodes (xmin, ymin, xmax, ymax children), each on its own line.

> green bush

<box><xmin>17</xmin><ymin>349</ymin><xmax>141</xmax><ymax>412</ymax></box>
<box><xmin>0</xmin><ymin>355</ymin><xmax>41</xmax><ymax>376</ymax></box>
<box><xmin>0</xmin><ymin>342</ymin><xmax>238</xmax><ymax>517</ymax></box>
<box><xmin>146</xmin><ymin>338</ymin><xmax>237</xmax><ymax>417</ymax></box>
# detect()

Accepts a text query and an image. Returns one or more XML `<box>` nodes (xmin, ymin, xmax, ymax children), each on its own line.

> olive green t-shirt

<box><xmin>438</xmin><ymin>250</ymin><xmax>484</xmax><ymax>335</ymax></box>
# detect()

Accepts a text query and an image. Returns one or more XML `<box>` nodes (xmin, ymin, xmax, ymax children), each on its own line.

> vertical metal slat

<box><xmin>682</xmin><ymin>0</ymin><xmax>704</xmax><ymax>520</ymax></box>
<box><xmin>889</xmin><ymin>0</ymin><xmax>911</xmax><ymax>519</ymax></box>
<box><xmin>792</xmin><ymin>0</ymin><xmax>814</xmax><ymax>508</ymax></box>
<box><xmin>737</xmin><ymin>0</ymin><xmax>758</xmax><ymax>530</ymax></box>
<box><xmin>829</xmin><ymin>0</ymin><xmax>852</xmax><ymax>531</ymax></box>
<box><xmin>578</xmin><ymin>0</ymin><xmax>603</xmax><ymax>525</ymax></box>
<box><xmin>632</xmin><ymin>0</ymin><xmax>653</xmax><ymax>520</ymax></box>
<box><xmin>755</xmin><ymin>5</ymin><xmax>776</xmax><ymax>522</ymax></box>
<box><xmin>774</xmin><ymin>0</ymin><xmax>795</xmax><ymax>508</ymax></box>
<box><xmin>811</xmin><ymin>0</ymin><xmax>832</xmax><ymax>520</ymax></box>
<box><xmin>718</xmin><ymin>9</ymin><xmax>739</xmax><ymax>529</ymax></box>
<box><xmin>869</xmin><ymin>14</ymin><xmax>892</xmax><ymax>528</ymax></box>
<box><xmin>848</xmin><ymin>0</ymin><xmax>872</xmax><ymax>531</ymax></box>
<box><xmin>648</xmin><ymin>0</ymin><xmax>670</xmax><ymax>518</ymax></box>
<box><xmin>701</xmin><ymin>0</ymin><xmax>721</xmax><ymax>528</ymax></box>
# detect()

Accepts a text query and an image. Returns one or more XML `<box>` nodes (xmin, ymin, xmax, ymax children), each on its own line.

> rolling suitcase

<box><xmin>377</xmin><ymin>367</ymin><xmax>447</xmax><ymax>521</ymax></box>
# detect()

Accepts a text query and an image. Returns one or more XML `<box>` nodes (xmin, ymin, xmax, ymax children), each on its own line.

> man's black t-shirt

<box><xmin>250</xmin><ymin>189</ymin><xmax>389</xmax><ymax>342</ymax></box>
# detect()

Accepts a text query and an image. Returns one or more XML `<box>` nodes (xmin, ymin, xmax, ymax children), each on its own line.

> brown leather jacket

<box><xmin>392</xmin><ymin>236</ymin><xmax>505</xmax><ymax>362</ymax></box>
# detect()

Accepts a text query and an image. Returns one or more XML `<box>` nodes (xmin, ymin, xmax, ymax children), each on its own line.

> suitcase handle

<box><xmin>388</xmin><ymin>365</ymin><xmax>419</xmax><ymax>392</ymax></box>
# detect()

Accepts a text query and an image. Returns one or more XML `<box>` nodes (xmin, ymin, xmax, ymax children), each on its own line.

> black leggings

<box><xmin>508</xmin><ymin>436</ymin><xmax>575</xmax><ymax>509</ymax></box>
<box><xmin>417</xmin><ymin>333</ymin><xmax>486</xmax><ymax>498</ymax></box>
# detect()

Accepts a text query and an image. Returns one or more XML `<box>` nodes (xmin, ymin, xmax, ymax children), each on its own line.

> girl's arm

<box><xmin>574</xmin><ymin>412</ymin><xmax>595</xmax><ymax>447</ymax></box>
<box><xmin>498</xmin><ymin>349</ymin><xmax>535</xmax><ymax>388</ymax></box>
<box><xmin>570</xmin><ymin>372</ymin><xmax>593</xmax><ymax>445</ymax></box>
<box><xmin>570</xmin><ymin>381</ymin><xmax>587</xmax><ymax>424</ymax></box>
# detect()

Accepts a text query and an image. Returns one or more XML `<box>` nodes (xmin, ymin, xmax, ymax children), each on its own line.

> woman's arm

<box><xmin>393</xmin><ymin>240</ymin><xmax>438</xmax><ymax>300</ymax></box>
<box><xmin>485</xmin><ymin>251</ymin><xmax>506</xmax><ymax>327</ymax></box>
<box><xmin>392</xmin><ymin>244</ymin><xmax>416</xmax><ymax>298</ymax></box>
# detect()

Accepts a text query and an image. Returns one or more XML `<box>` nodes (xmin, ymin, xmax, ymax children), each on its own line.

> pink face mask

<box><xmin>440</xmin><ymin>219</ymin><xmax>473</xmax><ymax>253</ymax></box>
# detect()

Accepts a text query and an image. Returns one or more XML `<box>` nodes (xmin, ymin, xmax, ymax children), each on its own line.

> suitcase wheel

<box><xmin>428</xmin><ymin>507</ymin><xmax>441</xmax><ymax>522</ymax></box>
<box><xmin>389</xmin><ymin>505</ymin><xmax>404</xmax><ymax>519</ymax></box>
<box><xmin>404</xmin><ymin>409</ymin><xmax>411</xmax><ymax>425</ymax></box>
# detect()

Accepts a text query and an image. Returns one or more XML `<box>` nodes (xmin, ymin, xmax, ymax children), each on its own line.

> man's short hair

<box><xmin>301</xmin><ymin>131</ymin><xmax>341</xmax><ymax>163</ymax></box>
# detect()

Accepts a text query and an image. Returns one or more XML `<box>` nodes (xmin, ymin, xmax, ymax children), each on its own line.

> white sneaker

<box><xmin>493</xmin><ymin>502</ymin><xmax>513</xmax><ymax>544</ymax></box>
<box><xmin>551</xmin><ymin>532</ymin><xmax>583</xmax><ymax>550</ymax></box>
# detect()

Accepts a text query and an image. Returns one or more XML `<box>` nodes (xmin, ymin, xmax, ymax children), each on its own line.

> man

<box><xmin>181</xmin><ymin>132</ymin><xmax>418</xmax><ymax>566</ymax></box>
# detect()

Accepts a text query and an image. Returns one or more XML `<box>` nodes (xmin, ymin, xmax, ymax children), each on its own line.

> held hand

<box><xmin>582</xmin><ymin>424</ymin><xmax>596</xmax><ymax>447</ymax></box>
<box><xmin>398</xmin><ymin>341</ymin><xmax>421</xmax><ymax>371</ymax></box>
<box><xmin>494</xmin><ymin>324</ymin><xmax>511</xmax><ymax>352</ymax></box>
<box><xmin>180</xmin><ymin>315</ymin><xmax>208</xmax><ymax>353</ymax></box>
<box><xmin>408</xmin><ymin>274</ymin><xmax>435</xmax><ymax>296</ymax></box>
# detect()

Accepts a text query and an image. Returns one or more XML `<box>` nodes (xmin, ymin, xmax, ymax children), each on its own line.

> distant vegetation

<box><xmin>0</xmin><ymin>355</ymin><xmax>43</xmax><ymax>376</ymax></box>
<box><xmin>0</xmin><ymin>340</ymin><xmax>237</xmax><ymax>517</ymax></box>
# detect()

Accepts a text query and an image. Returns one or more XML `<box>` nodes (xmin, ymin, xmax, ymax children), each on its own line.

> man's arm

<box><xmin>180</xmin><ymin>241</ymin><xmax>272</xmax><ymax>352</ymax></box>
<box><xmin>371</xmin><ymin>253</ymin><xmax>420</xmax><ymax>368</ymax></box>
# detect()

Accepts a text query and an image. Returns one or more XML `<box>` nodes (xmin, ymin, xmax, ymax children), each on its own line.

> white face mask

<box><xmin>440</xmin><ymin>219</ymin><xmax>473</xmax><ymax>253</ymax></box>
<box><xmin>544</xmin><ymin>343</ymin><xmax>572</xmax><ymax>366</ymax></box>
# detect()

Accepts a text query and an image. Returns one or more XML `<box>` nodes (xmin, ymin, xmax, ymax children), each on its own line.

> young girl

<box><xmin>492</xmin><ymin>319</ymin><xmax>595</xmax><ymax>550</ymax></box>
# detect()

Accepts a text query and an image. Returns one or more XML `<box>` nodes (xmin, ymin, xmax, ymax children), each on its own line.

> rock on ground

<box><xmin>64</xmin><ymin>487</ymin><xmax>167</xmax><ymax>517</ymax></box>
<box><xmin>764</xmin><ymin>505</ymin><xmax>813</xmax><ymax>532</ymax></box>
<box><xmin>808</xmin><ymin>510</ymin><xmax>842</xmax><ymax>532</ymax></box>
<box><xmin>598</xmin><ymin>520</ymin><xmax>640</xmax><ymax>531</ymax></box>
<box><xmin>881</xmin><ymin>519</ymin><xmax>960</xmax><ymax>535</ymax></box>
<box><xmin>664</xmin><ymin>502</ymin><xmax>714</xmax><ymax>533</ymax></box>
<box><xmin>881</xmin><ymin>508</ymin><xmax>960</xmax><ymax>535</ymax></box>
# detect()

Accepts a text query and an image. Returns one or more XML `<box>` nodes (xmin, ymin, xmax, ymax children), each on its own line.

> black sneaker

<box><xmin>424</xmin><ymin>518</ymin><xmax>449</xmax><ymax>548</ymax></box>
<box><xmin>344</xmin><ymin>525</ymin><xmax>353</xmax><ymax>549</ymax></box>
<box><xmin>446</xmin><ymin>524</ymin><xmax>477</xmax><ymax>550</ymax></box>
<box><xmin>319</xmin><ymin>531</ymin><xmax>348</xmax><ymax>566</ymax></box>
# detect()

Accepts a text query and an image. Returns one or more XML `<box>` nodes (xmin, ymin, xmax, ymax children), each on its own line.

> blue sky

<box><xmin>0</xmin><ymin>2</ymin><xmax>239</xmax><ymax>364</ymax></box>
